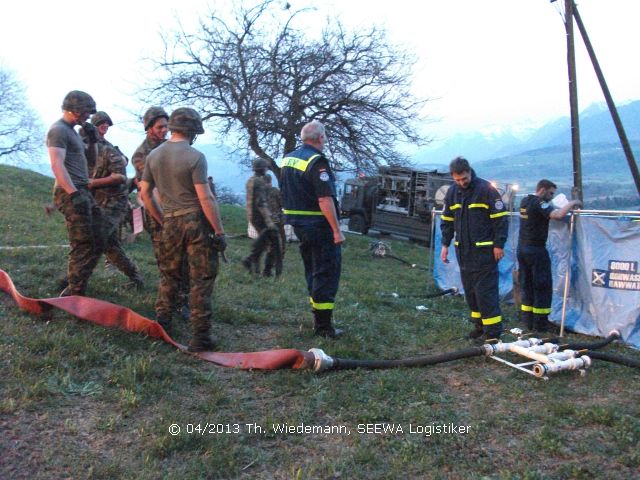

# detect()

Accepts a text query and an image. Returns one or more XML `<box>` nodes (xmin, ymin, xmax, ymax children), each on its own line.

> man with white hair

<box><xmin>279</xmin><ymin>120</ymin><xmax>345</xmax><ymax>338</ymax></box>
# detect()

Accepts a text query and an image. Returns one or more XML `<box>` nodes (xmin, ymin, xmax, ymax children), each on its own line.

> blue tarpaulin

<box><xmin>433</xmin><ymin>213</ymin><xmax>640</xmax><ymax>348</ymax></box>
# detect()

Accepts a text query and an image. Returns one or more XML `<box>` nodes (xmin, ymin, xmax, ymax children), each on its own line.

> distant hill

<box><xmin>413</xmin><ymin>100</ymin><xmax>640</xmax><ymax>205</ymax></box>
<box><xmin>415</xmin><ymin>100</ymin><xmax>640</xmax><ymax>164</ymax></box>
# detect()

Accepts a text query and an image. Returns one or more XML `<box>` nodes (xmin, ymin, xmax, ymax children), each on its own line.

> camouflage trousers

<box><xmin>155</xmin><ymin>211</ymin><xmax>219</xmax><ymax>336</ymax></box>
<box><xmin>143</xmin><ymin>208</ymin><xmax>163</xmax><ymax>264</ymax></box>
<box><xmin>54</xmin><ymin>187</ymin><xmax>104</xmax><ymax>295</ymax></box>
<box><xmin>144</xmin><ymin>207</ymin><xmax>189</xmax><ymax>305</ymax></box>
<box><xmin>100</xmin><ymin>197</ymin><xmax>140</xmax><ymax>280</ymax></box>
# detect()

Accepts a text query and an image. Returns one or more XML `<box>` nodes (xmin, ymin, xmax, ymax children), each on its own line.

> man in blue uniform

<box><xmin>517</xmin><ymin>179</ymin><xmax>581</xmax><ymax>332</ymax></box>
<box><xmin>280</xmin><ymin>121</ymin><xmax>345</xmax><ymax>338</ymax></box>
<box><xmin>440</xmin><ymin>157</ymin><xmax>509</xmax><ymax>341</ymax></box>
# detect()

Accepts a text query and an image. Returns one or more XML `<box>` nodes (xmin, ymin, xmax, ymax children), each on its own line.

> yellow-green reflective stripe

<box><xmin>311</xmin><ymin>300</ymin><xmax>334</xmax><ymax>310</ymax></box>
<box><xmin>490</xmin><ymin>211</ymin><xmax>509</xmax><ymax>218</ymax></box>
<box><xmin>471</xmin><ymin>311</ymin><xmax>482</xmax><ymax>319</ymax></box>
<box><xmin>450</xmin><ymin>204</ymin><xmax>462</xmax><ymax>210</ymax></box>
<box><xmin>283</xmin><ymin>209</ymin><xmax>324</xmax><ymax>215</ymax></box>
<box><xmin>280</xmin><ymin>153</ymin><xmax>321</xmax><ymax>172</ymax></box>
<box><xmin>521</xmin><ymin>305</ymin><xmax>533</xmax><ymax>312</ymax></box>
<box><xmin>533</xmin><ymin>307</ymin><xmax>552</xmax><ymax>314</ymax></box>
<box><xmin>469</xmin><ymin>203</ymin><xmax>489</xmax><ymax>209</ymax></box>
<box><xmin>454</xmin><ymin>241</ymin><xmax>460</xmax><ymax>246</ymax></box>
<box><xmin>482</xmin><ymin>315</ymin><xmax>502</xmax><ymax>326</ymax></box>
<box><xmin>475</xmin><ymin>241</ymin><xmax>494</xmax><ymax>246</ymax></box>
<box><xmin>441</xmin><ymin>215</ymin><xmax>454</xmax><ymax>221</ymax></box>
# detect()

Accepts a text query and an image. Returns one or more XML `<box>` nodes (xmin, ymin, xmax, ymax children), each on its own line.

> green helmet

<box><xmin>252</xmin><ymin>158</ymin><xmax>269</xmax><ymax>172</ymax></box>
<box><xmin>168</xmin><ymin>107</ymin><xmax>205</xmax><ymax>134</ymax></box>
<box><xmin>143</xmin><ymin>107</ymin><xmax>169</xmax><ymax>131</ymax></box>
<box><xmin>91</xmin><ymin>111</ymin><xmax>113</xmax><ymax>127</ymax></box>
<box><xmin>62</xmin><ymin>90</ymin><xmax>97</xmax><ymax>114</ymax></box>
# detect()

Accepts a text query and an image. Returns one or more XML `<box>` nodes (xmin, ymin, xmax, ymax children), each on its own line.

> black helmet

<box><xmin>62</xmin><ymin>90</ymin><xmax>97</xmax><ymax>114</ymax></box>
<box><xmin>143</xmin><ymin>106</ymin><xmax>169</xmax><ymax>131</ymax></box>
<box><xmin>91</xmin><ymin>111</ymin><xmax>113</xmax><ymax>127</ymax></box>
<box><xmin>168</xmin><ymin>107</ymin><xmax>205</xmax><ymax>134</ymax></box>
<box><xmin>252</xmin><ymin>158</ymin><xmax>269</xmax><ymax>172</ymax></box>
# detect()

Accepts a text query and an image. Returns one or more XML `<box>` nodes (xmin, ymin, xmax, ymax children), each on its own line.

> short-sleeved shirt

<box><xmin>518</xmin><ymin>194</ymin><xmax>554</xmax><ymax>247</ymax></box>
<box><xmin>142</xmin><ymin>140</ymin><xmax>208</xmax><ymax>214</ymax></box>
<box><xmin>46</xmin><ymin>119</ymin><xmax>89</xmax><ymax>188</ymax></box>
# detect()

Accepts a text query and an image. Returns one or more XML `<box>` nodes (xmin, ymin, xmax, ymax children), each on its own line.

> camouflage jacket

<box><xmin>132</xmin><ymin>137</ymin><xmax>165</xmax><ymax>182</ymax></box>
<box><xmin>92</xmin><ymin>139</ymin><xmax>128</xmax><ymax>206</ymax></box>
<box><xmin>245</xmin><ymin>175</ymin><xmax>270</xmax><ymax>225</ymax></box>
<box><xmin>267</xmin><ymin>185</ymin><xmax>283</xmax><ymax>224</ymax></box>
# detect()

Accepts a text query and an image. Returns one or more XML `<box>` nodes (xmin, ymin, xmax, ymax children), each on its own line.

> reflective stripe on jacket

<box><xmin>441</xmin><ymin>172</ymin><xmax>509</xmax><ymax>252</ymax></box>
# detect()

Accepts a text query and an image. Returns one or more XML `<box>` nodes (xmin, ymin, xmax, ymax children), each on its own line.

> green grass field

<box><xmin>1</xmin><ymin>164</ymin><xmax>639</xmax><ymax>479</ymax></box>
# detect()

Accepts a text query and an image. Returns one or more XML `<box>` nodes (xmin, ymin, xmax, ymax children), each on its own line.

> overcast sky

<box><xmin>1</xmin><ymin>0</ymin><xmax>639</xmax><ymax>169</ymax></box>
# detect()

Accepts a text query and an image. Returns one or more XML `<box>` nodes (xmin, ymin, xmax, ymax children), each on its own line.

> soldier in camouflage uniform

<box><xmin>140</xmin><ymin>107</ymin><xmax>227</xmax><ymax>352</ymax></box>
<box><xmin>241</xmin><ymin>158</ymin><xmax>280</xmax><ymax>276</ymax></box>
<box><xmin>132</xmin><ymin>107</ymin><xmax>189</xmax><ymax>314</ymax></box>
<box><xmin>132</xmin><ymin>107</ymin><xmax>169</xmax><ymax>262</ymax></box>
<box><xmin>47</xmin><ymin>90</ymin><xmax>103</xmax><ymax>296</ymax></box>
<box><xmin>263</xmin><ymin>173</ymin><xmax>284</xmax><ymax>277</ymax></box>
<box><xmin>88</xmin><ymin>111</ymin><xmax>143</xmax><ymax>287</ymax></box>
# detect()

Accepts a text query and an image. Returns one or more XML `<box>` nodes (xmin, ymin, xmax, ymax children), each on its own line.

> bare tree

<box><xmin>146</xmin><ymin>0</ymin><xmax>429</xmax><ymax>178</ymax></box>
<box><xmin>0</xmin><ymin>66</ymin><xmax>44</xmax><ymax>164</ymax></box>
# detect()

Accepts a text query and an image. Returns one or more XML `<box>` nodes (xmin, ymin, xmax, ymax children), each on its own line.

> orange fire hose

<box><xmin>0</xmin><ymin>269</ymin><xmax>314</xmax><ymax>370</ymax></box>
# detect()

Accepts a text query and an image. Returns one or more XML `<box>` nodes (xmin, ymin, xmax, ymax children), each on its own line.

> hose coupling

<box><xmin>309</xmin><ymin>348</ymin><xmax>335</xmax><ymax>372</ymax></box>
<box><xmin>532</xmin><ymin>355</ymin><xmax>591</xmax><ymax>377</ymax></box>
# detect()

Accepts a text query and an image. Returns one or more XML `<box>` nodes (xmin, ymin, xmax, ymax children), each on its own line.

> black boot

<box><xmin>157</xmin><ymin>315</ymin><xmax>172</xmax><ymax>334</ymax></box>
<box><xmin>188</xmin><ymin>322</ymin><xmax>217</xmax><ymax>352</ymax></box>
<box><xmin>520</xmin><ymin>310</ymin><xmax>533</xmax><ymax>331</ymax></box>
<box><xmin>475</xmin><ymin>323</ymin><xmax>504</xmax><ymax>344</ymax></box>
<box><xmin>313</xmin><ymin>309</ymin><xmax>343</xmax><ymax>338</ymax></box>
<box><xmin>467</xmin><ymin>320</ymin><xmax>484</xmax><ymax>339</ymax></box>
<box><xmin>187</xmin><ymin>335</ymin><xmax>217</xmax><ymax>352</ymax></box>
<box><xmin>533</xmin><ymin>314</ymin><xmax>558</xmax><ymax>333</ymax></box>
<box><xmin>126</xmin><ymin>272</ymin><xmax>144</xmax><ymax>290</ymax></box>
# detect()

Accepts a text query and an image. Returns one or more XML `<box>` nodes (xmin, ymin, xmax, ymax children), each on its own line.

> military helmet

<box><xmin>91</xmin><ymin>111</ymin><xmax>113</xmax><ymax>127</ymax></box>
<box><xmin>62</xmin><ymin>90</ymin><xmax>97</xmax><ymax>114</ymax></box>
<box><xmin>167</xmin><ymin>107</ymin><xmax>205</xmax><ymax>134</ymax></box>
<box><xmin>143</xmin><ymin>106</ymin><xmax>169</xmax><ymax>131</ymax></box>
<box><xmin>252</xmin><ymin>158</ymin><xmax>269</xmax><ymax>172</ymax></box>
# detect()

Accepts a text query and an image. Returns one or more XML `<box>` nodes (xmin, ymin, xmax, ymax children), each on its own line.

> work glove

<box><xmin>211</xmin><ymin>233</ymin><xmax>227</xmax><ymax>253</ymax></box>
<box><xmin>82</xmin><ymin>122</ymin><xmax>99</xmax><ymax>143</ymax></box>
<box><xmin>70</xmin><ymin>190</ymin><xmax>89</xmax><ymax>216</ymax></box>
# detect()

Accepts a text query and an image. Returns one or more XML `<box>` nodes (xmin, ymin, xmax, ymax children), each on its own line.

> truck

<box><xmin>340</xmin><ymin>166</ymin><xmax>454</xmax><ymax>243</ymax></box>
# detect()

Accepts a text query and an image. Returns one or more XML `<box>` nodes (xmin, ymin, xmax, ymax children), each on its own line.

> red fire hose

<box><xmin>0</xmin><ymin>269</ymin><xmax>314</xmax><ymax>370</ymax></box>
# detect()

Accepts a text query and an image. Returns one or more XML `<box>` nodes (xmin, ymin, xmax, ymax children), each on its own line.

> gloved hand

<box><xmin>211</xmin><ymin>233</ymin><xmax>227</xmax><ymax>253</ymax></box>
<box><xmin>70</xmin><ymin>190</ymin><xmax>90</xmax><ymax>216</ymax></box>
<box><xmin>82</xmin><ymin>122</ymin><xmax>99</xmax><ymax>143</ymax></box>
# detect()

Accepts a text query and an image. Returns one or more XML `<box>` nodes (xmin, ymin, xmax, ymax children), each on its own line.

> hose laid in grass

<box><xmin>330</xmin><ymin>346</ymin><xmax>486</xmax><ymax>370</ymax></box>
<box><xmin>581</xmin><ymin>350</ymin><xmax>640</xmax><ymax>370</ymax></box>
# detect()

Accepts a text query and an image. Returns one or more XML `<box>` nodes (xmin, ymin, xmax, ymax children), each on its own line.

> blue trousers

<box><xmin>293</xmin><ymin>223</ymin><xmax>341</xmax><ymax>311</ymax></box>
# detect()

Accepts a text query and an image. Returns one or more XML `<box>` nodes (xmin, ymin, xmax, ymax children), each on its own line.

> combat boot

<box><xmin>126</xmin><ymin>272</ymin><xmax>144</xmax><ymax>290</ymax></box>
<box><xmin>313</xmin><ymin>309</ymin><xmax>343</xmax><ymax>338</ymax></box>
<box><xmin>156</xmin><ymin>315</ymin><xmax>172</xmax><ymax>334</ymax></box>
<box><xmin>187</xmin><ymin>334</ymin><xmax>218</xmax><ymax>352</ymax></box>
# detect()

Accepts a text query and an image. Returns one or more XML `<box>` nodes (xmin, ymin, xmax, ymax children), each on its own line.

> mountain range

<box><xmin>414</xmin><ymin>100</ymin><xmax>640</xmax><ymax>203</ymax></box>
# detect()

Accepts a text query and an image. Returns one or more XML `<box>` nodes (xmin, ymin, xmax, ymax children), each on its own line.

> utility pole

<box><xmin>572</xmin><ymin>2</ymin><xmax>640</xmax><ymax>197</ymax></box>
<box><xmin>564</xmin><ymin>0</ymin><xmax>582</xmax><ymax>202</ymax></box>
